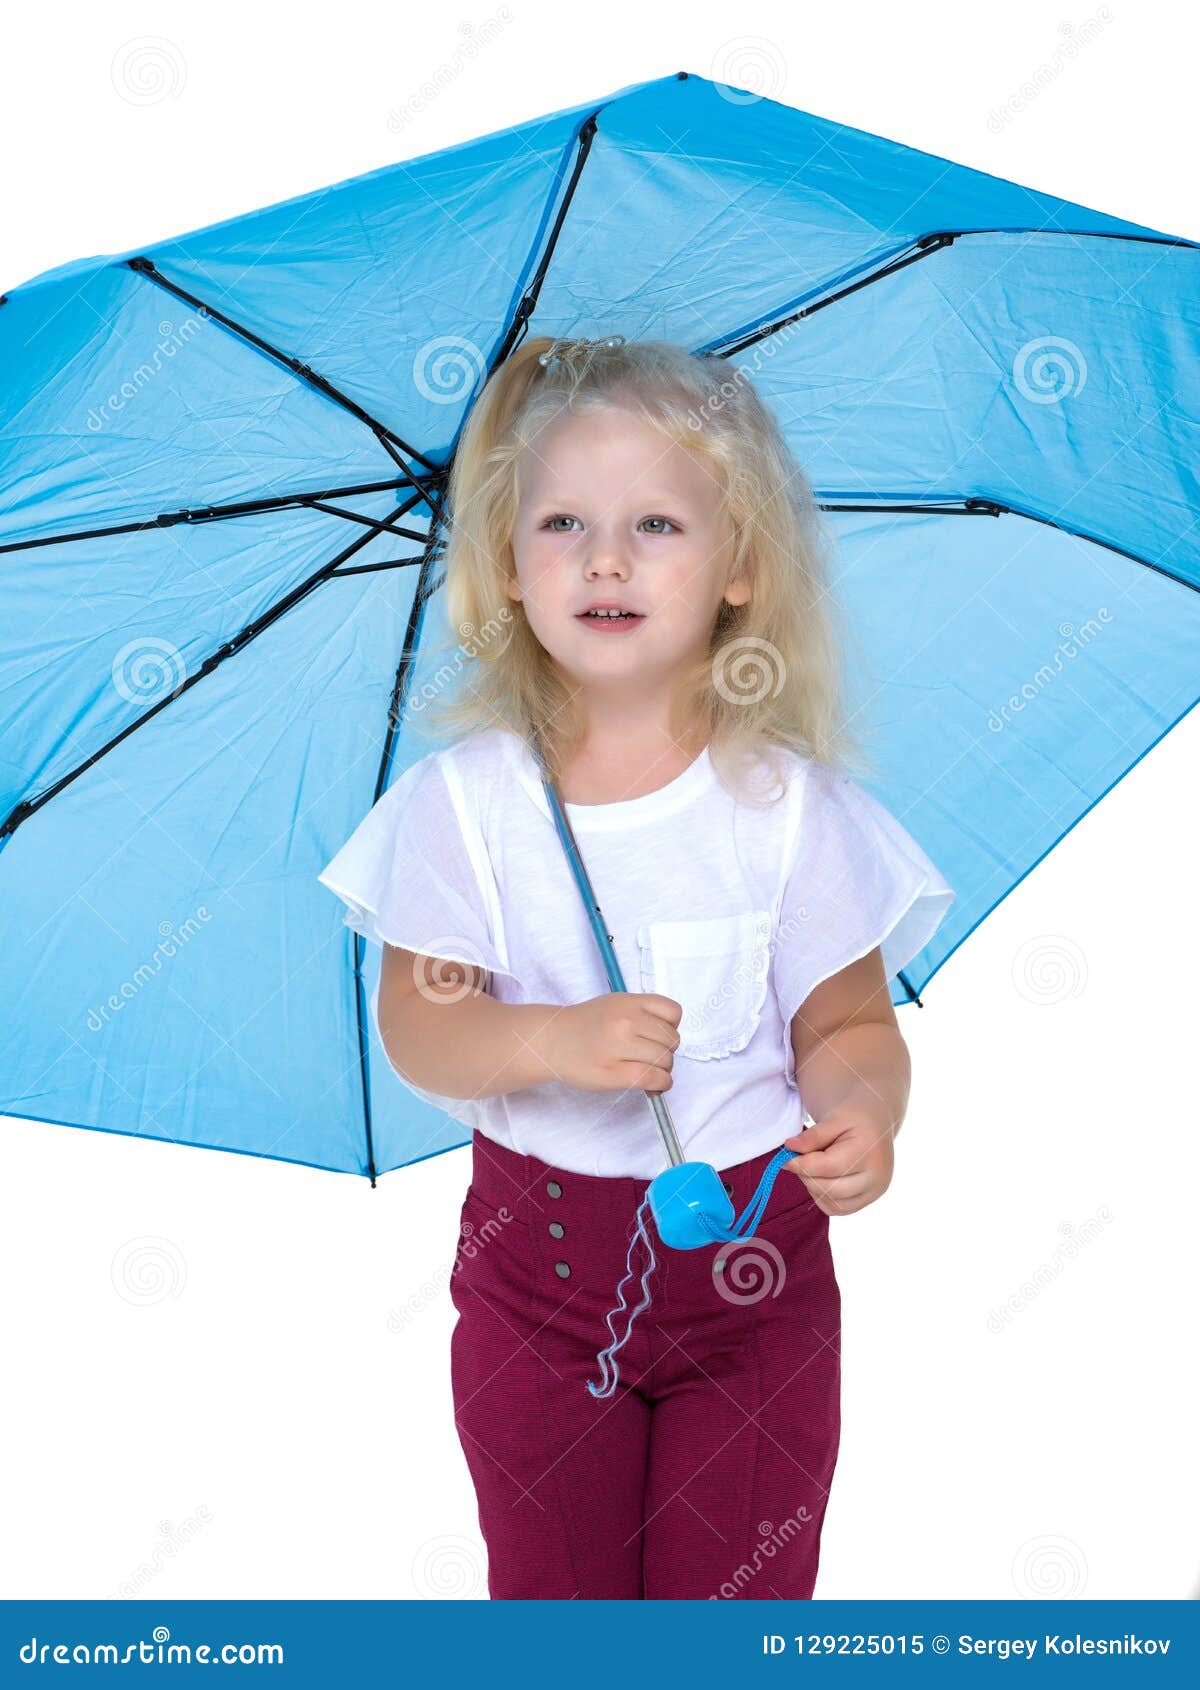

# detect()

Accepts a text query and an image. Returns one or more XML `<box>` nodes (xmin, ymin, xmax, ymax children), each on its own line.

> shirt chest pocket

<box><xmin>636</xmin><ymin>908</ymin><xmax>773</xmax><ymax>1060</ymax></box>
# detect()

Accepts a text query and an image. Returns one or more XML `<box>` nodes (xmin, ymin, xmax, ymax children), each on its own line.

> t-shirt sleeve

<box><xmin>774</xmin><ymin>760</ymin><xmax>956</xmax><ymax>1091</ymax></box>
<box><xmin>316</xmin><ymin>753</ymin><xmax>516</xmax><ymax>1126</ymax></box>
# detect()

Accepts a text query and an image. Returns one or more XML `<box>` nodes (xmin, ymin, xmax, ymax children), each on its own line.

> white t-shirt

<box><xmin>317</xmin><ymin>725</ymin><xmax>955</xmax><ymax>1179</ymax></box>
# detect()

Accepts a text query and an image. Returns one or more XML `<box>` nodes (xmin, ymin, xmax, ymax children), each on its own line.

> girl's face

<box><xmin>507</xmin><ymin>403</ymin><xmax>748</xmax><ymax>710</ymax></box>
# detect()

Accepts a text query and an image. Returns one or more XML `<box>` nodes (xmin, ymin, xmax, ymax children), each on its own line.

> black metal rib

<box><xmin>0</xmin><ymin>496</ymin><xmax>427</xmax><ymax>842</ymax></box>
<box><xmin>713</xmin><ymin>234</ymin><xmax>957</xmax><ymax>357</ymax></box>
<box><xmin>127</xmin><ymin>257</ymin><xmax>443</xmax><ymax>479</ymax></box>
<box><xmin>819</xmin><ymin>498</ymin><xmax>1000</xmax><ymax>517</ymax></box>
<box><xmin>355</xmin><ymin>524</ymin><xmax>448</xmax><ymax>1189</ymax></box>
<box><xmin>0</xmin><ymin>474</ymin><xmax>443</xmax><ymax>556</ymax></box>
<box><xmin>711</xmin><ymin>225</ymin><xmax>1199</xmax><ymax>358</ymax></box>
<box><xmin>487</xmin><ymin>109</ymin><xmax>601</xmax><ymax>374</ymax></box>
<box><xmin>966</xmin><ymin>495</ymin><xmax>1199</xmax><ymax>596</ymax></box>
<box><xmin>329</xmin><ymin>552</ymin><xmax>442</xmax><ymax>578</ymax></box>
<box><xmin>820</xmin><ymin>494</ymin><xmax>1198</xmax><ymax>596</ymax></box>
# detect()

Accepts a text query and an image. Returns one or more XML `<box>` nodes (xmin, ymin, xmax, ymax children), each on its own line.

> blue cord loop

<box><xmin>586</xmin><ymin>1144</ymin><xmax>796</xmax><ymax>1398</ymax></box>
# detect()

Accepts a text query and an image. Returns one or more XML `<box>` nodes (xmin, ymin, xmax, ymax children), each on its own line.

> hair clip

<box><xmin>537</xmin><ymin>334</ymin><xmax>625</xmax><ymax>372</ymax></box>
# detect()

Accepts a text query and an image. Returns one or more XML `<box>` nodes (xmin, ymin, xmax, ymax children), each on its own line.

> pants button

<box><xmin>546</xmin><ymin>1179</ymin><xmax>563</xmax><ymax>1198</ymax></box>
<box><xmin>549</xmin><ymin>1221</ymin><xmax>565</xmax><ymax>1239</ymax></box>
<box><xmin>554</xmin><ymin>1261</ymin><xmax>571</xmax><ymax>1279</ymax></box>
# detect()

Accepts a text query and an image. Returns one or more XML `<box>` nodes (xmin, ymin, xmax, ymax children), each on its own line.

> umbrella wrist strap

<box><xmin>587</xmin><ymin>1143</ymin><xmax>796</xmax><ymax>1399</ymax></box>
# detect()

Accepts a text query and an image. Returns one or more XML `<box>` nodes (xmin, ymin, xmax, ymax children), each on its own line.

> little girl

<box><xmin>318</xmin><ymin>333</ymin><xmax>955</xmax><ymax>1600</ymax></box>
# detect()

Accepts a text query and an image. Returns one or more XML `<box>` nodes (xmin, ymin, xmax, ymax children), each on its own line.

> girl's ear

<box><xmin>723</xmin><ymin>569</ymin><xmax>751</xmax><ymax>608</ymax></box>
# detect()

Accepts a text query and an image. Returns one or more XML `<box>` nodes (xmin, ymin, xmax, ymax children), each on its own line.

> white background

<box><xmin>2</xmin><ymin>0</ymin><xmax>1197</xmax><ymax>1602</ymax></box>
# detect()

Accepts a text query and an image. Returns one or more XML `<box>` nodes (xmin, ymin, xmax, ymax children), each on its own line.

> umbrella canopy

<box><xmin>2</xmin><ymin>70</ymin><xmax>1196</xmax><ymax>1182</ymax></box>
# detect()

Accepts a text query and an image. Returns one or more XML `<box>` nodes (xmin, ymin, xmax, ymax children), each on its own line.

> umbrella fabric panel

<box><xmin>0</xmin><ymin>267</ymin><xmax>389</xmax><ymax>550</ymax></box>
<box><xmin>827</xmin><ymin>507</ymin><xmax>1200</xmax><ymax>984</ymax></box>
<box><xmin>0</xmin><ymin>497</ymin><xmax>408</xmax><ymax>822</ymax></box>
<box><xmin>750</xmin><ymin>234</ymin><xmax>1200</xmax><ymax>593</ymax></box>
<box><xmin>0</xmin><ymin>548</ymin><xmax>430</xmax><ymax>1176</ymax></box>
<box><xmin>528</xmin><ymin>75</ymin><xmax>1175</xmax><ymax>354</ymax></box>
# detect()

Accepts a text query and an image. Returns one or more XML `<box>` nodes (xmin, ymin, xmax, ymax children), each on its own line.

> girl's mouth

<box><xmin>576</xmin><ymin>610</ymin><xmax>645</xmax><ymax>633</ymax></box>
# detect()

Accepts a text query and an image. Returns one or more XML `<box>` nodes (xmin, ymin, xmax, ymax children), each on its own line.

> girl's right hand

<box><xmin>540</xmin><ymin>992</ymin><xmax>682</xmax><ymax>1093</ymax></box>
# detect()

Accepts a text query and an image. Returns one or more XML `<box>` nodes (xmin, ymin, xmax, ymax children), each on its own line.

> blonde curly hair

<box><xmin>406</xmin><ymin>333</ymin><xmax>872</xmax><ymax>805</ymax></box>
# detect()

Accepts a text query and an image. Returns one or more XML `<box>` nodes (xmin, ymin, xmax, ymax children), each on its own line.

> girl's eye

<box><xmin>541</xmin><ymin>515</ymin><xmax>678</xmax><ymax>534</ymax></box>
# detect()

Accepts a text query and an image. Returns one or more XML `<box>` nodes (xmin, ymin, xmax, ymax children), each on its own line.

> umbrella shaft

<box><xmin>537</xmin><ymin>759</ymin><xmax>686</xmax><ymax>1169</ymax></box>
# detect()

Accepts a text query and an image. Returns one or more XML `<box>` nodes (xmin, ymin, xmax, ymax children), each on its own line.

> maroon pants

<box><xmin>449</xmin><ymin>1129</ymin><xmax>842</xmax><ymax>1600</ymax></box>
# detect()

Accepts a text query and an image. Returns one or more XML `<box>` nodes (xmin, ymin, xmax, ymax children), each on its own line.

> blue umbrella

<box><xmin>2</xmin><ymin>70</ymin><xmax>1196</xmax><ymax>1184</ymax></box>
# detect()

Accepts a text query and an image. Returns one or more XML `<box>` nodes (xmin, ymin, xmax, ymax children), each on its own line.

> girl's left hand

<box><xmin>782</xmin><ymin>1104</ymin><xmax>895</xmax><ymax>1215</ymax></box>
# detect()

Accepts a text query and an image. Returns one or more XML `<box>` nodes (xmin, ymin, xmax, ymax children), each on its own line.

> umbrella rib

<box><xmin>354</xmin><ymin>523</ymin><xmax>448</xmax><ymax>1187</ymax></box>
<box><xmin>126</xmin><ymin>255</ymin><xmax>443</xmax><ymax>479</ymax></box>
<box><xmin>0</xmin><ymin>494</ymin><xmax>427</xmax><ymax>844</ymax></box>
<box><xmin>487</xmin><ymin>108</ymin><xmax>602</xmax><ymax>375</ymax></box>
<box><xmin>819</xmin><ymin>494</ymin><xmax>1197</xmax><ymax>595</ymax></box>
<box><xmin>0</xmin><ymin>473</ymin><xmax>445</xmax><ymax>556</ymax></box>
<box><xmin>711</xmin><ymin>225</ymin><xmax>1198</xmax><ymax>357</ymax></box>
